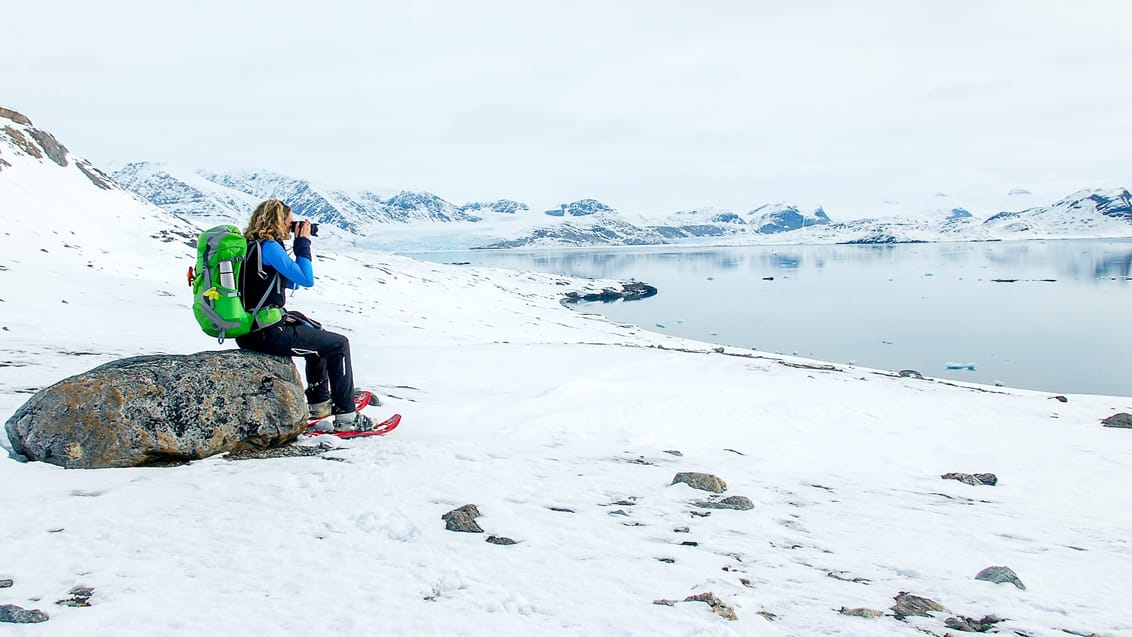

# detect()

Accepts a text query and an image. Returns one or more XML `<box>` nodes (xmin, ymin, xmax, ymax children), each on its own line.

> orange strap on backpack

<box><xmin>186</xmin><ymin>266</ymin><xmax>194</xmax><ymax>287</ymax></box>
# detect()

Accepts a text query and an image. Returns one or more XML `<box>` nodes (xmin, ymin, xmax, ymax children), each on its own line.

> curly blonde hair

<box><xmin>245</xmin><ymin>199</ymin><xmax>292</xmax><ymax>241</ymax></box>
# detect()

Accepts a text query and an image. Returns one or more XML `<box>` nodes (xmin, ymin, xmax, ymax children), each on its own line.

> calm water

<box><xmin>411</xmin><ymin>240</ymin><xmax>1132</xmax><ymax>396</ymax></box>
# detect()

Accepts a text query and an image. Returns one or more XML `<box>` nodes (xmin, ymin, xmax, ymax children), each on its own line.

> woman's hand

<box><xmin>296</xmin><ymin>220</ymin><xmax>312</xmax><ymax>239</ymax></box>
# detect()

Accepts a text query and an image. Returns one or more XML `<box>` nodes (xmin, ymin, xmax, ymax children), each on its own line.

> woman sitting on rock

<box><xmin>235</xmin><ymin>199</ymin><xmax>373</xmax><ymax>432</ymax></box>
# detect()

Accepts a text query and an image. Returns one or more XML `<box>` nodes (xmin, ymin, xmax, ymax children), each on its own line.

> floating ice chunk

<box><xmin>655</xmin><ymin>322</ymin><xmax>666</xmax><ymax>329</ymax></box>
<box><xmin>706</xmin><ymin>276</ymin><xmax>715</xmax><ymax>281</ymax></box>
<box><xmin>946</xmin><ymin>363</ymin><xmax>976</xmax><ymax>371</ymax></box>
<box><xmin>709</xmin><ymin>331</ymin><xmax>718</xmax><ymax>336</ymax></box>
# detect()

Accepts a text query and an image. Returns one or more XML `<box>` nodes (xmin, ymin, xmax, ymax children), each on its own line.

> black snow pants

<box><xmin>236</xmin><ymin>314</ymin><xmax>356</xmax><ymax>414</ymax></box>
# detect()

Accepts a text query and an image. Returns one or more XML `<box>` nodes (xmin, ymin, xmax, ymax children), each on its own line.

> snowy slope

<box><xmin>3</xmin><ymin>109</ymin><xmax>1132</xmax><ymax>636</ymax></box>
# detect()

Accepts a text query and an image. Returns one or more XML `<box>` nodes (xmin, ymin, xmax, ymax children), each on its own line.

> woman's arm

<box><xmin>260</xmin><ymin>239</ymin><xmax>314</xmax><ymax>288</ymax></box>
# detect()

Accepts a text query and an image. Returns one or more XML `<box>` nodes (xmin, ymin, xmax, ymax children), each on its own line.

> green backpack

<box><xmin>190</xmin><ymin>225</ymin><xmax>282</xmax><ymax>343</ymax></box>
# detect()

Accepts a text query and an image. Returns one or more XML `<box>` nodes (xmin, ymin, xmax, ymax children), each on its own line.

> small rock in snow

<box><xmin>683</xmin><ymin>592</ymin><xmax>737</xmax><ymax>621</ymax></box>
<box><xmin>975</xmin><ymin>566</ymin><xmax>1026</xmax><ymax>590</ymax></box>
<box><xmin>891</xmin><ymin>592</ymin><xmax>945</xmax><ymax>619</ymax></box>
<box><xmin>1101</xmin><ymin>412</ymin><xmax>1132</xmax><ymax>429</ymax></box>
<box><xmin>838</xmin><ymin>607</ymin><xmax>883</xmax><ymax>618</ymax></box>
<box><xmin>941</xmin><ymin>472</ymin><xmax>998</xmax><ymax>486</ymax></box>
<box><xmin>653</xmin><ymin>599</ymin><xmax>677</xmax><ymax>606</ymax></box>
<box><xmin>0</xmin><ymin>604</ymin><xmax>49</xmax><ymax>623</ymax></box>
<box><xmin>662</xmin><ymin>450</ymin><xmax>683</xmax><ymax>456</ymax></box>
<box><xmin>1050</xmin><ymin>395</ymin><xmax>1068</xmax><ymax>403</ymax></box>
<box><xmin>441</xmin><ymin>504</ymin><xmax>483</xmax><ymax>533</ymax></box>
<box><xmin>608</xmin><ymin>509</ymin><xmax>630</xmax><ymax>517</ymax></box>
<box><xmin>897</xmin><ymin>369</ymin><xmax>924</xmax><ymax>379</ymax></box>
<box><xmin>485</xmin><ymin>535</ymin><xmax>516</xmax><ymax>546</ymax></box>
<box><xmin>548</xmin><ymin>506</ymin><xmax>575</xmax><ymax>513</ymax></box>
<box><xmin>671</xmin><ymin>472</ymin><xmax>727</xmax><ymax>493</ymax></box>
<box><xmin>693</xmin><ymin>496</ymin><xmax>754</xmax><ymax>511</ymax></box>
<box><xmin>757</xmin><ymin>610</ymin><xmax>778</xmax><ymax>621</ymax></box>
<box><xmin>945</xmin><ymin>615</ymin><xmax>1004</xmax><ymax>632</ymax></box>
<box><xmin>673</xmin><ymin>526</ymin><xmax>690</xmax><ymax>533</ymax></box>
<box><xmin>55</xmin><ymin>586</ymin><xmax>94</xmax><ymax>607</ymax></box>
<box><xmin>0</xmin><ymin>579</ymin><xmax>11</xmax><ymax>588</ymax></box>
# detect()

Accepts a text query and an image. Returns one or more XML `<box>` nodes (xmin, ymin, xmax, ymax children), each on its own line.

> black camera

<box><xmin>290</xmin><ymin>220</ymin><xmax>319</xmax><ymax>237</ymax></box>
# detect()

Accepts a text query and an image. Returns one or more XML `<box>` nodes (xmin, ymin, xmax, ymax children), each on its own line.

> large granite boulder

<box><xmin>5</xmin><ymin>351</ymin><xmax>307</xmax><ymax>469</ymax></box>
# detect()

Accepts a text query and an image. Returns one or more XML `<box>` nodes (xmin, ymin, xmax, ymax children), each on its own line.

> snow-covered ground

<box><xmin>3</xmin><ymin>123</ymin><xmax>1132</xmax><ymax>636</ymax></box>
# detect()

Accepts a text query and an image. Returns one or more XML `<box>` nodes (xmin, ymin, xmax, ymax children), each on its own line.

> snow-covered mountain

<box><xmin>110</xmin><ymin>160</ymin><xmax>1132</xmax><ymax>249</ymax></box>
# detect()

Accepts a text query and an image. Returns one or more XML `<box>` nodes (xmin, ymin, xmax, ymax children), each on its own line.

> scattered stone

<box><xmin>679</xmin><ymin>541</ymin><xmax>699</xmax><ymax>547</ymax></box>
<box><xmin>548</xmin><ymin>507</ymin><xmax>575</xmax><ymax>513</ymax></box>
<box><xmin>693</xmin><ymin>495</ymin><xmax>754</xmax><ymax>511</ymax></box>
<box><xmin>609</xmin><ymin>498</ymin><xmax>637</xmax><ymax>506</ymax></box>
<box><xmin>441</xmin><ymin>504</ymin><xmax>483</xmax><ymax>533</ymax></box>
<box><xmin>657</xmin><ymin>557</ymin><xmax>675</xmax><ymax>564</ymax></box>
<box><xmin>739</xmin><ymin>578</ymin><xmax>752</xmax><ymax>588</ymax></box>
<box><xmin>625</xmin><ymin>456</ymin><xmax>657</xmax><ymax>466</ymax></box>
<box><xmin>673</xmin><ymin>526</ymin><xmax>690</xmax><ymax>533</ymax></box>
<box><xmin>838</xmin><ymin>607</ymin><xmax>884</xmax><ymax>618</ymax></box>
<box><xmin>0</xmin><ymin>604</ymin><xmax>49</xmax><ymax>623</ymax></box>
<box><xmin>690</xmin><ymin>511</ymin><xmax>711</xmax><ymax>518</ymax></box>
<box><xmin>945</xmin><ymin>615</ymin><xmax>1004</xmax><ymax>632</ymax></box>
<box><xmin>671</xmin><ymin>472</ymin><xmax>727</xmax><ymax>493</ymax></box>
<box><xmin>757</xmin><ymin>610</ymin><xmax>778</xmax><ymax>621</ymax></box>
<box><xmin>485</xmin><ymin>535</ymin><xmax>516</xmax><ymax>546</ymax></box>
<box><xmin>608</xmin><ymin>509</ymin><xmax>630</xmax><ymax>517</ymax></box>
<box><xmin>975</xmin><ymin>565</ymin><xmax>1026</xmax><ymax>590</ymax></box>
<box><xmin>941</xmin><ymin>472</ymin><xmax>998</xmax><ymax>486</ymax></box>
<box><xmin>1101</xmin><ymin>413</ymin><xmax>1132</xmax><ymax>429</ymax></box>
<box><xmin>828</xmin><ymin>572</ymin><xmax>871</xmax><ymax>584</ymax></box>
<box><xmin>653</xmin><ymin>599</ymin><xmax>677</xmax><ymax>606</ymax></box>
<box><xmin>891</xmin><ymin>592</ymin><xmax>945</xmax><ymax>619</ymax></box>
<box><xmin>1051</xmin><ymin>395</ymin><xmax>1068</xmax><ymax>403</ymax></box>
<box><xmin>662</xmin><ymin>450</ymin><xmax>683</xmax><ymax>456</ymax></box>
<box><xmin>723</xmin><ymin>448</ymin><xmax>745</xmax><ymax>455</ymax></box>
<box><xmin>898</xmin><ymin>369</ymin><xmax>925</xmax><ymax>379</ymax></box>
<box><xmin>683</xmin><ymin>592</ymin><xmax>737</xmax><ymax>621</ymax></box>
<box><xmin>56</xmin><ymin>586</ymin><xmax>94</xmax><ymax>607</ymax></box>
<box><xmin>0</xmin><ymin>579</ymin><xmax>11</xmax><ymax>588</ymax></box>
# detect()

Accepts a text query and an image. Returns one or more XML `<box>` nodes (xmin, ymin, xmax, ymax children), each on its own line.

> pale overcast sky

<box><xmin>6</xmin><ymin>1</ymin><xmax>1131</xmax><ymax>218</ymax></box>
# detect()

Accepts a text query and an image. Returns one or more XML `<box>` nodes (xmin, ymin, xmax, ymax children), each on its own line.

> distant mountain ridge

<box><xmin>106</xmin><ymin>160</ymin><xmax>1132</xmax><ymax>249</ymax></box>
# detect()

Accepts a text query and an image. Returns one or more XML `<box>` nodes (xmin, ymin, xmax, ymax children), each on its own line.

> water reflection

<box><xmin>412</xmin><ymin>240</ymin><xmax>1132</xmax><ymax>395</ymax></box>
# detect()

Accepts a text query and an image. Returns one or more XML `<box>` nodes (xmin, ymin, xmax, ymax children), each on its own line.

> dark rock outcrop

<box><xmin>1102</xmin><ymin>413</ymin><xmax>1132</xmax><ymax>429</ymax></box>
<box><xmin>561</xmin><ymin>281</ymin><xmax>657</xmax><ymax>304</ymax></box>
<box><xmin>27</xmin><ymin>128</ymin><xmax>68</xmax><ymax>166</ymax></box>
<box><xmin>0</xmin><ymin>107</ymin><xmax>33</xmax><ymax>126</ymax></box>
<box><xmin>5</xmin><ymin>351</ymin><xmax>307</xmax><ymax>469</ymax></box>
<box><xmin>671</xmin><ymin>472</ymin><xmax>727</xmax><ymax>493</ymax></box>
<box><xmin>441</xmin><ymin>504</ymin><xmax>484</xmax><ymax>533</ymax></box>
